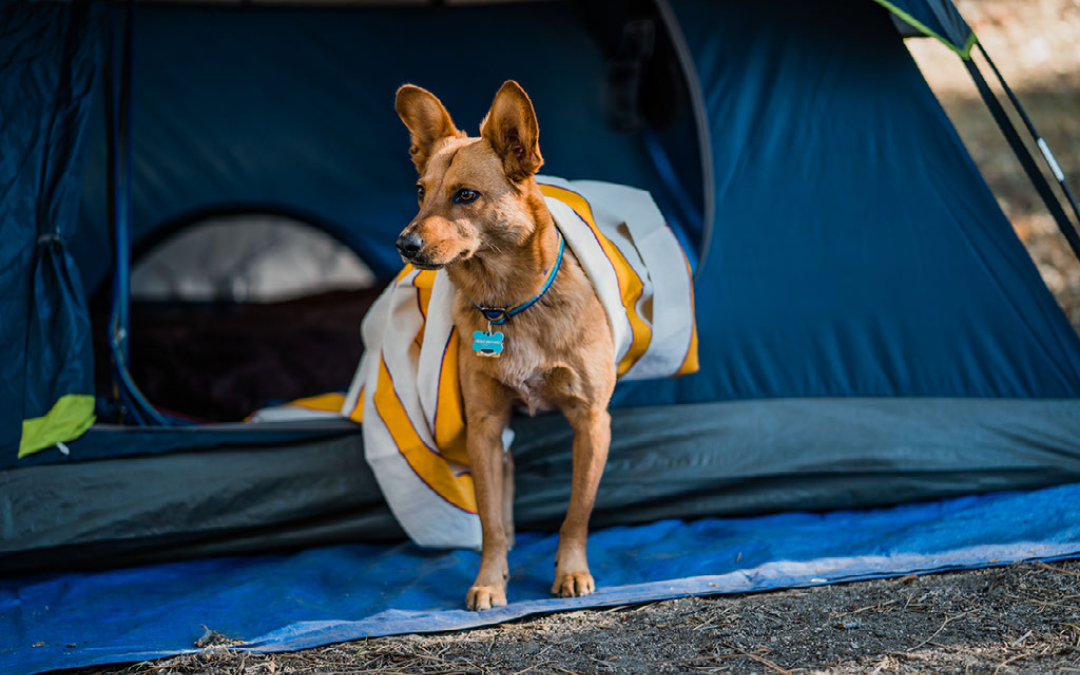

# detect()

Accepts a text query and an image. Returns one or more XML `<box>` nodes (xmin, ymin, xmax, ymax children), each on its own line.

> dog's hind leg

<box><xmin>552</xmin><ymin>405</ymin><xmax>611</xmax><ymax>598</ymax></box>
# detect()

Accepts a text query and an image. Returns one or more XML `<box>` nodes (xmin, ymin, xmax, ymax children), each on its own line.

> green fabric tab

<box><xmin>872</xmin><ymin>0</ymin><xmax>977</xmax><ymax>61</ymax></box>
<box><xmin>19</xmin><ymin>394</ymin><xmax>96</xmax><ymax>458</ymax></box>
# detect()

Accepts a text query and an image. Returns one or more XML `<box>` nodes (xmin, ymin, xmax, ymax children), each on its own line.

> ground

<box><xmin>77</xmin><ymin>1</ymin><xmax>1080</xmax><ymax>674</ymax></box>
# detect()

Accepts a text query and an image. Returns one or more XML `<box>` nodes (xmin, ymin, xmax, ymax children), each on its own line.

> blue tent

<box><xmin>3</xmin><ymin>0</ymin><xmax>1080</xmax><ymax>574</ymax></box>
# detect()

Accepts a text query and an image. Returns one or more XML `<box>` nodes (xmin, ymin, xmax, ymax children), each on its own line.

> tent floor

<box><xmin>5</xmin><ymin>397</ymin><xmax>1080</xmax><ymax>575</ymax></box>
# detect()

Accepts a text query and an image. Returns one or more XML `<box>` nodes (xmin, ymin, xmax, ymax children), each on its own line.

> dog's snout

<box><xmin>396</xmin><ymin>232</ymin><xmax>424</xmax><ymax>258</ymax></box>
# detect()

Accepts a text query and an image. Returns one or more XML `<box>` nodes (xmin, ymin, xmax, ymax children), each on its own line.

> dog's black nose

<box><xmin>396</xmin><ymin>232</ymin><xmax>424</xmax><ymax>258</ymax></box>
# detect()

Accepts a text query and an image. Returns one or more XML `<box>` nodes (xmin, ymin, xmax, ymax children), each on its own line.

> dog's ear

<box><xmin>480</xmin><ymin>81</ymin><xmax>543</xmax><ymax>181</ymax></box>
<box><xmin>396</xmin><ymin>85</ymin><xmax>463</xmax><ymax>174</ymax></box>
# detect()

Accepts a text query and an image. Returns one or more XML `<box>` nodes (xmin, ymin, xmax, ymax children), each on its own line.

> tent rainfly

<box><xmin>3</xmin><ymin>0</ymin><xmax>1080</xmax><ymax>574</ymax></box>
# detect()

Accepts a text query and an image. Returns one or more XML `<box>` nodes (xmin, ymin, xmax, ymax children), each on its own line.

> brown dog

<box><xmin>394</xmin><ymin>81</ymin><xmax>616</xmax><ymax>611</ymax></box>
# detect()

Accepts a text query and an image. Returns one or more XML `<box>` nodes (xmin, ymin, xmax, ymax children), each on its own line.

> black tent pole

<box><xmin>964</xmin><ymin>53</ymin><xmax>1080</xmax><ymax>263</ymax></box>
<box><xmin>976</xmin><ymin>42</ymin><xmax>1080</xmax><ymax>228</ymax></box>
<box><xmin>106</xmin><ymin>0</ymin><xmax>169</xmax><ymax>426</ymax></box>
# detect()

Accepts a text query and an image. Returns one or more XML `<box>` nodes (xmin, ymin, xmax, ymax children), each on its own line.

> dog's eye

<box><xmin>453</xmin><ymin>188</ymin><xmax>479</xmax><ymax>204</ymax></box>
<box><xmin>416</xmin><ymin>185</ymin><xmax>425</xmax><ymax>203</ymax></box>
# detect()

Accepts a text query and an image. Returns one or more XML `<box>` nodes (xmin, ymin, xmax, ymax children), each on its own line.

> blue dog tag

<box><xmin>472</xmin><ymin>330</ymin><xmax>505</xmax><ymax>358</ymax></box>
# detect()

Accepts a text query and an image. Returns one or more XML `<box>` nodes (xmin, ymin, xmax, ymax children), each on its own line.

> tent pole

<box><xmin>652</xmin><ymin>0</ymin><xmax>714</xmax><ymax>281</ymax></box>
<box><xmin>106</xmin><ymin>0</ymin><xmax>169</xmax><ymax>426</ymax></box>
<box><xmin>975</xmin><ymin>43</ymin><xmax>1080</xmax><ymax>228</ymax></box>
<box><xmin>964</xmin><ymin>53</ymin><xmax>1080</xmax><ymax>264</ymax></box>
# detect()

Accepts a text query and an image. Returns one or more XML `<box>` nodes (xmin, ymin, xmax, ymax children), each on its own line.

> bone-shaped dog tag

<box><xmin>472</xmin><ymin>330</ymin><xmax>505</xmax><ymax>358</ymax></box>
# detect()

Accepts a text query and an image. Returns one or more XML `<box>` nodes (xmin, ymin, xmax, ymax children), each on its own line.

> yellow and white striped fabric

<box><xmin>340</xmin><ymin>177</ymin><xmax>698</xmax><ymax>549</ymax></box>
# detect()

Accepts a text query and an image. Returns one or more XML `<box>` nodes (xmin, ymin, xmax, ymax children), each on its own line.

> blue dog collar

<box><xmin>473</xmin><ymin>228</ymin><xmax>565</xmax><ymax>326</ymax></box>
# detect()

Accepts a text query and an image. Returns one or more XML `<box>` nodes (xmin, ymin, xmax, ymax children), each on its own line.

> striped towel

<box><xmin>340</xmin><ymin>177</ymin><xmax>698</xmax><ymax>549</ymax></box>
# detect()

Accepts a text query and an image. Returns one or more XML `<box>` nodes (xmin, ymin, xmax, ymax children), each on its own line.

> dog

<box><xmin>394</xmin><ymin>80</ymin><xmax>616</xmax><ymax>611</ymax></box>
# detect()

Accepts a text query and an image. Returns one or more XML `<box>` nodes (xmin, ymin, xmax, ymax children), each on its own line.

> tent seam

<box><xmin>872</xmin><ymin>0</ymin><xmax>976</xmax><ymax>60</ymax></box>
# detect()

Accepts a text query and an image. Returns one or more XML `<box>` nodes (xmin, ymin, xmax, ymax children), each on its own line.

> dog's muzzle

<box><xmin>396</xmin><ymin>232</ymin><xmax>424</xmax><ymax>260</ymax></box>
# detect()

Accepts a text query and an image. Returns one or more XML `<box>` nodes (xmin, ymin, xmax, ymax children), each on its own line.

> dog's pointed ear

<box><xmin>396</xmin><ymin>85</ymin><xmax>462</xmax><ymax>174</ymax></box>
<box><xmin>480</xmin><ymin>81</ymin><xmax>543</xmax><ymax>181</ymax></box>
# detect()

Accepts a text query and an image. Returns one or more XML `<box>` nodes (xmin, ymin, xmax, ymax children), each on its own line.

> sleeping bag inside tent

<box><xmin>4</xmin><ymin>0</ymin><xmax>1080</xmax><ymax>578</ymax></box>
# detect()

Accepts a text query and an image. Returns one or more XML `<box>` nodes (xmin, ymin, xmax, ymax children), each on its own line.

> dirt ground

<box><xmin>75</xmin><ymin>1</ymin><xmax>1080</xmax><ymax>674</ymax></box>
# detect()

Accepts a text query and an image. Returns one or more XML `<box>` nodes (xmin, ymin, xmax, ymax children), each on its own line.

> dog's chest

<box><xmin>493</xmin><ymin>348</ymin><xmax>557</xmax><ymax>414</ymax></box>
<box><xmin>478</xmin><ymin>336</ymin><xmax>567</xmax><ymax>414</ymax></box>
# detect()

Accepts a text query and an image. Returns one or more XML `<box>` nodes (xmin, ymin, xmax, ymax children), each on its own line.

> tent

<box><xmin>4</xmin><ymin>0</ymin><xmax>1080</xmax><ymax>580</ymax></box>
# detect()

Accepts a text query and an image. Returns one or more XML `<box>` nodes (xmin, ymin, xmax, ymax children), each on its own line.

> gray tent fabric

<box><xmin>5</xmin><ymin>398</ymin><xmax>1080</xmax><ymax>575</ymax></box>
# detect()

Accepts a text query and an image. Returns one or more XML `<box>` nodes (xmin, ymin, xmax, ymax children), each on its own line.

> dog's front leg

<box><xmin>552</xmin><ymin>404</ymin><xmax>611</xmax><ymax>597</ymax></box>
<box><xmin>463</xmin><ymin>374</ymin><xmax>514</xmax><ymax>611</ymax></box>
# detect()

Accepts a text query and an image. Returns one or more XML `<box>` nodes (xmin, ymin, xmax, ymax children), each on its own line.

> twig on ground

<box><xmin>1010</xmin><ymin>630</ymin><xmax>1034</xmax><ymax>647</ymax></box>
<box><xmin>1005</xmin><ymin>592</ymin><xmax>1080</xmax><ymax>612</ymax></box>
<box><xmin>907</xmin><ymin>612</ymin><xmax>973</xmax><ymax>652</ymax></box>
<box><xmin>1033</xmin><ymin>561</ymin><xmax>1080</xmax><ymax>577</ymax></box>
<box><xmin>837</xmin><ymin>599</ymin><xmax>898</xmax><ymax>618</ymax></box>
<box><xmin>194</xmin><ymin>626</ymin><xmax>214</xmax><ymax>649</ymax></box>
<box><xmin>994</xmin><ymin>651</ymin><xmax>1033</xmax><ymax>675</ymax></box>
<box><xmin>719</xmin><ymin>643</ymin><xmax>793</xmax><ymax>675</ymax></box>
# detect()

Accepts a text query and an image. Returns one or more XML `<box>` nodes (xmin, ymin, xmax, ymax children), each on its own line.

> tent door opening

<box><xmin>91</xmin><ymin>212</ymin><xmax>385</xmax><ymax>423</ymax></box>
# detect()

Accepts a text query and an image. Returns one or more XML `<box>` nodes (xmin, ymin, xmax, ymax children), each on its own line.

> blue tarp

<box><xmin>5</xmin><ymin>482</ymin><xmax>1080</xmax><ymax>675</ymax></box>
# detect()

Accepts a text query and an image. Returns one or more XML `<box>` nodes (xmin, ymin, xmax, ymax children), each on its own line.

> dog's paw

<box><xmin>466</xmin><ymin>584</ymin><xmax>507</xmax><ymax>611</ymax></box>
<box><xmin>552</xmin><ymin>571</ymin><xmax>595</xmax><ymax>598</ymax></box>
